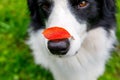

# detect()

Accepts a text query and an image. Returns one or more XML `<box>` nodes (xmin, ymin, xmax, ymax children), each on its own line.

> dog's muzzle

<box><xmin>48</xmin><ymin>38</ymin><xmax>70</xmax><ymax>55</ymax></box>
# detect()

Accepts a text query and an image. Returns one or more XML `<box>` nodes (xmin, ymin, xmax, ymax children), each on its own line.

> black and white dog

<box><xmin>27</xmin><ymin>0</ymin><xmax>116</xmax><ymax>80</ymax></box>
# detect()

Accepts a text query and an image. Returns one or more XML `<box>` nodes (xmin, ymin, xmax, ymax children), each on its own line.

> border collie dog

<box><xmin>27</xmin><ymin>0</ymin><xmax>116</xmax><ymax>80</ymax></box>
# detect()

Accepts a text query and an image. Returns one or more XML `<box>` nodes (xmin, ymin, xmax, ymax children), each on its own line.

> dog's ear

<box><xmin>27</xmin><ymin>0</ymin><xmax>45</xmax><ymax>30</ymax></box>
<box><xmin>103</xmin><ymin>0</ymin><xmax>115</xmax><ymax>17</ymax></box>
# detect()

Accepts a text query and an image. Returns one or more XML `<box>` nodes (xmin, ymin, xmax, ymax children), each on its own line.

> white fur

<box><xmin>27</xmin><ymin>0</ymin><xmax>116</xmax><ymax>80</ymax></box>
<box><xmin>27</xmin><ymin>27</ymin><xmax>115</xmax><ymax>80</ymax></box>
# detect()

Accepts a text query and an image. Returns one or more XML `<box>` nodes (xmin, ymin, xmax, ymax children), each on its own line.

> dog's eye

<box><xmin>39</xmin><ymin>2</ymin><xmax>51</xmax><ymax>11</ymax></box>
<box><xmin>42</xmin><ymin>4</ymin><xmax>50</xmax><ymax>10</ymax></box>
<box><xmin>78</xmin><ymin>1</ymin><xmax>89</xmax><ymax>8</ymax></box>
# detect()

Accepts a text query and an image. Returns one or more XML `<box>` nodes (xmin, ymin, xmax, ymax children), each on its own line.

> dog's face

<box><xmin>28</xmin><ymin>0</ymin><xmax>115</xmax><ymax>57</ymax></box>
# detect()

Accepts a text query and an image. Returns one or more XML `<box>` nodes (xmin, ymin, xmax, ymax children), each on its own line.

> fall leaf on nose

<box><xmin>42</xmin><ymin>27</ymin><xmax>71</xmax><ymax>40</ymax></box>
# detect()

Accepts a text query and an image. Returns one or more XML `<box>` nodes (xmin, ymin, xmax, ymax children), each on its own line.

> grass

<box><xmin>0</xmin><ymin>0</ymin><xmax>120</xmax><ymax>80</ymax></box>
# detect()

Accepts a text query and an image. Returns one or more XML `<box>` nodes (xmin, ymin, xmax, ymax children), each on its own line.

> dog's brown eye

<box><xmin>39</xmin><ymin>2</ymin><xmax>51</xmax><ymax>11</ymax></box>
<box><xmin>78</xmin><ymin>1</ymin><xmax>89</xmax><ymax>8</ymax></box>
<box><xmin>44</xmin><ymin>4</ymin><xmax>51</xmax><ymax>10</ymax></box>
<box><xmin>42</xmin><ymin>4</ymin><xmax>50</xmax><ymax>11</ymax></box>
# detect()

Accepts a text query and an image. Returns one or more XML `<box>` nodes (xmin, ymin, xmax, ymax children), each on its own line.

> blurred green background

<box><xmin>0</xmin><ymin>0</ymin><xmax>120</xmax><ymax>80</ymax></box>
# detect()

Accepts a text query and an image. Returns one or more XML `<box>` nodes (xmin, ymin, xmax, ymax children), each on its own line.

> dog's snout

<box><xmin>48</xmin><ymin>38</ymin><xmax>70</xmax><ymax>55</ymax></box>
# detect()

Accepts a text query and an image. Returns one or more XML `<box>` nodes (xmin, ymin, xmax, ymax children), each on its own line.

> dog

<box><xmin>27</xmin><ymin>0</ymin><xmax>116</xmax><ymax>80</ymax></box>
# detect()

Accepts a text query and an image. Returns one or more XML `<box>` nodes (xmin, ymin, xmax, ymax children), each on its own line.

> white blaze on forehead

<box><xmin>46</xmin><ymin>0</ymin><xmax>87</xmax><ymax>34</ymax></box>
<box><xmin>47</xmin><ymin>0</ymin><xmax>71</xmax><ymax>27</ymax></box>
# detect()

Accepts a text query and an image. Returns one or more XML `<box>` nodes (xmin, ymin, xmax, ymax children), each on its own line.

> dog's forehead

<box><xmin>38</xmin><ymin>0</ymin><xmax>52</xmax><ymax>2</ymax></box>
<box><xmin>38</xmin><ymin>0</ymin><xmax>95</xmax><ymax>3</ymax></box>
<box><xmin>37</xmin><ymin>0</ymin><xmax>86</xmax><ymax>5</ymax></box>
<box><xmin>51</xmin><ymin>0</ymin><xmax>68</xmax><ymax>3</ymax></box>
<box><xmin>38</xmin><ymin>0</ymin><xmax>70</xmax><ymax>3</ymax></box>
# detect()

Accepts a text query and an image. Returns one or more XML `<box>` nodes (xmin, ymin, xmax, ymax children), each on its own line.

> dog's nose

<box><xmin>48</xmin><ymin>38</ymin><xmax>70</xmax><ymax>55</ymax></box>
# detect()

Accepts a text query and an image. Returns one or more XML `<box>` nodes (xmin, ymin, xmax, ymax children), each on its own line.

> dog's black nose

<box><xmin>48</xmin><ymin>39</ymin><xmax>70</xmax><ymax>55</ymax></box>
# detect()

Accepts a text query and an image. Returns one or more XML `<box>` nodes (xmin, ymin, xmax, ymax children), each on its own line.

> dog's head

<box><xmin>27</xmin><ymin>0</ymin><xmax>115</xmax><ymax>57</ymax></box>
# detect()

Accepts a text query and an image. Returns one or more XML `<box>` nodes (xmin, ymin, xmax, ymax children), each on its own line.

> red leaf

<box><xmin>42</xmin><ymin>27</ymin><xmax>71</xmax><ymax>40</ymax></box>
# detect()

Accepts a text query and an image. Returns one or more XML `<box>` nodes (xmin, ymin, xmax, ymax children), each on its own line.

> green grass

<box><xmin>0</xmin><ymin>0</ymin><xmax>120</xmax><ymax>80</ymax></box>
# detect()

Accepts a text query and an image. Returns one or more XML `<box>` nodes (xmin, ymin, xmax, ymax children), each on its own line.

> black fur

<box><xmin>27</xmin><ymin>0</ymin><xmax>116</xmax><ymax>31</ymax></box>
<box><xmin>27</xmin><ymin>0</ymin><xmax>47</xmax><ymax>30</ymax></box>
